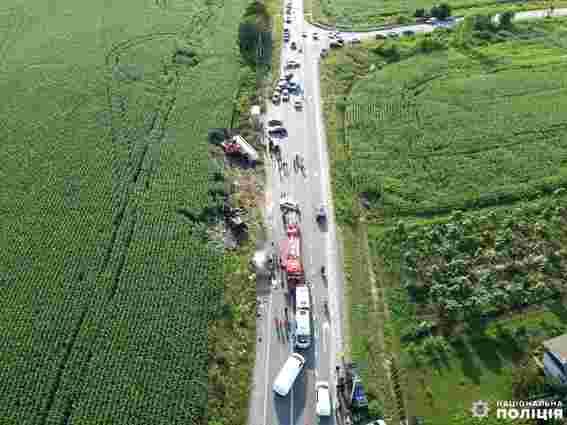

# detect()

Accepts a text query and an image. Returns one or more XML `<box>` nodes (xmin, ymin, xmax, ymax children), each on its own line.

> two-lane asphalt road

<box><xmin>248</xmin><ymin>0</ymin><xmax>346</xmax><ymax>424</ymax></box>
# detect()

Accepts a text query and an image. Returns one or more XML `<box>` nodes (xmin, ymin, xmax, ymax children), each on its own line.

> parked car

<box><xmin>350</xmin><ymin>37</ymin><xmax>361</xmax><ymax>44</ymax></box>
<box><xmin>387</xmin><ymin>32</ymin><xmax>399</xmax><ymax>38</ymax></box>
<box><xmin>302</xmin><ymin>31</ymin><xmax>307</xmax><ymax>37</ymax></box>
<box><xmin>320</xmin><ymin>48</ymin><xmax>328</xmax><ymax>57</ymax></box>
<box><xmin>269</xmin><ymin>126</ymin><xmax>287</xmax><ymax>137</ymax></box>
<box><xmin>294</xmin><ymin>99</ymin><xmax>302</xmax><ymax>110</ymax></box>
<box><xmin>315</xmin><ymin>382</ymin><xmax>331</xmax><ymax>416</ymax></box>
<box><xmin>402</xmin><ymin>30</ymin><xmax>415</xmax><ymax>36</ymax></box>
<box><xmin>286</xmin><ymin>17</ymin><xmax>292</xmax><ymax>23</ymax></box>
<box><xmin>284</xmin><ymin>72</ymin><xmax>294</xmax><ymax>80</ymax></box>
<box><xmin>330</xmin><ymin>41</ymin><xmax>342</xmax><ymax>48</ymax></box>
<box><xmin>282</xmin><ymin>89</ymin><xmax>290</xmax><ymax>102</ymax></box>
<box><xmin>312</xmin><ymin>32</ymin><xmax>319</xmax><ymax>40</ymax></box>
<box><xmin>272</xmin><ymin>93</ymin><xmax>280</xmax><ymax>104</ymax></box>
<box><xmin>375</xmin><ymin>33</ymin><xmax>386</xmax><ymax>40</ymax></box>
<box><xmin>291</xmin><ymin>41</ymin><xmax>297</xmax><ymax>50</ymax></box>
<box><xmin>268</xmin><ymin>119</ymin><xmax>283</xmax><ymax>127</ymax></box>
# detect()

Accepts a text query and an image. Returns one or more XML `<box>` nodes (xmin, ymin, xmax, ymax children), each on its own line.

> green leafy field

<box><xmin>318</xmin><ymin>16</ymin><xmax>567</xmax><ymax>425</ymax></box>
<box><xmin>371</xmin><ymin>195</ymin><xmax>567</xmax><ymax>423</ymax></box>
<box><xmin>0</xmin><ymin>0</ymin><xmax>247</xmax><ymax>423</ymax></box>
<box><xmin>313</xmin><ymin>0</ymin><xmax>567</xmax><ymax>28</ymax></box>
<box><xmin>345</xmin><ymin>23</ymin><xmax>567</xmax><ymax>215</ymax></box>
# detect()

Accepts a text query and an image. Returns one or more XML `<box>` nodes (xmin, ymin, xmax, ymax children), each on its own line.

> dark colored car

<box><xmin>316</xmin><ymin>205</ymin><xmax>327</xmax><ymax>222</ymax></box>
<box><xmin>268</xmin><ymin>127</ymin><xmax>288</xmax><ymax>137</ymax></box>
<box><xmin>268</xmin><ymin>119</ymin><xmax>283</xmax><ymax>127</ymax></box>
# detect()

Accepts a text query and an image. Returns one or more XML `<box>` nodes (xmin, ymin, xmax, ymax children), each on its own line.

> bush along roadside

<box><xmin>206</xmin><ymin>1</ymin><xmax>278</xmax><ymax>424</ymax></box>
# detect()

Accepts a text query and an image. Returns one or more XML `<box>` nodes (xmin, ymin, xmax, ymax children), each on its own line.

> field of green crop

<box><xmin>318</xmin><ymin>16</ymin><xmax>567</xmax><ymax>424</ymax></box>
<box><xmin>313</xmin><ymin>0</ymin><xmax>566</xmax><ymax>28</ymax></box>
<box><xmin>345</xmin><ymin>24</ymin><xmax>567</xmax><ymax>216</ymax></box>
<box><xmin>0</xmin><ymin>0</ymin><xmax>247</xmax><ymax>423</ymax></box>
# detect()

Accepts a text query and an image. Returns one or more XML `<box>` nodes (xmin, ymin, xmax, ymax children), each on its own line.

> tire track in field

<box><xmin>43</xmin><ymin>2</ymin><xmax>226</xmax><ymax>418</ymax></box>
<box><xmin>39</xmin><ymin>29</ymin><xmax>193</xmax><ymax>423</ymax></box>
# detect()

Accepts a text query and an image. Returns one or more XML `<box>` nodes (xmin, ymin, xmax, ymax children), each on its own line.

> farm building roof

<box><xmin>543</xmin><ymin>334</ymin><xmax>567</xmax><ymax>363</ymax></box>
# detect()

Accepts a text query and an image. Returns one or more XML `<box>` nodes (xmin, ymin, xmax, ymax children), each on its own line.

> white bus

<box><xmin>273</xmin><ymin>353</ymin><xmax>306</xmax><ymax>396</ymax></box>
<box><xmin>295</xmin><ymin>308</ymin><xmax>311</xmax><ymax>349</ymax></box>
<box><xmin>295</xmin><ymin>285</ymin><xmax>310</xmax><ymax>310</ymax></box>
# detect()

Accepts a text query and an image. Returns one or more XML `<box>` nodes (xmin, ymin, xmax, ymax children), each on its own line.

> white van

<box><xmin>273</xmin><ymin>353</ymin><xmax>306</xmax><ymax>396</ymax></box>
<box><xmin>295</xmin><ymin>309</ymin><xmax>311</xmax><ymax>349</ymax></box>
<box><xmin>315</xmin><ymin>381</ymin><xmax>331</xmax><ymax>416</ymax></box>
<box><xmin>295</xmin><ymin>285</ymin><xmax>310</xmax><ymax>310</ymax></box>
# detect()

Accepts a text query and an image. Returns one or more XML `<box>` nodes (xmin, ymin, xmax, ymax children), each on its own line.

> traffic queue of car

<box><xmin>272</xmin><ymin>3</ymin><xmax>307</xmax><ymax>110</ymax></box>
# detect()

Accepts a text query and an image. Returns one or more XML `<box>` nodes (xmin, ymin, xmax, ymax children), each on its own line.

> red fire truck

<box><xmin>280</xmin><ymin>222</ymin><xmax>305</xmax><ymax>292</ymax></box>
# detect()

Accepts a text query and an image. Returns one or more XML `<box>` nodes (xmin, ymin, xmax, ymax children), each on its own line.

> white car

<box><xmin>350</xmin><ymin>37</ymin><xmax>361</xmax><ymax>44</ymax></box>
<box><xmin>294</xmin><ymin>99</ymin><xmax>302</xmax><ymax>110</ymax></box>
<box><xmin>282</xmin><ymin>89</ymin><xmax>290</xmax><ymax>102</ymax></box>
<box><xmin>272</xmin><ymin>93</ymin><xmax>280</xmax><ymax>103</ymax></box>
<box><xmin>315</xmin><ymin>382</ymin><xmax>331</xmax><ymax>416</ymax></box>
<box><xmin>312</xmin><ymin>32</ymin><xmax>319</xmax><ymax>40</ymax></box>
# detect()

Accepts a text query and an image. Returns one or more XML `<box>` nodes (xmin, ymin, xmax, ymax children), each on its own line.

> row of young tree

<box><xmin>414</xmin><ymin>3</ymin><xmax>452</xmax><ymax>20</ymax></box>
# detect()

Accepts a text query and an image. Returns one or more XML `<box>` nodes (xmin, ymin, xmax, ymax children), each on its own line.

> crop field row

<box><xmin>326</xmin><ymin>17</ymin><xmax>567</xmax><ymax>425</ymax></box>
<box><xmin>343</xmin><ymin>33</ymin><xmax>567</xmax><ymax>214</ymax></box>
<box><xmin>0</xmin><ymin>0</ymin><xmax>246</xmax><ymax>423</ymax></box>
<box><xmin>312</xmin><ymin>0</ymin><xmax>567</xmax><ymax>29</ymax></box>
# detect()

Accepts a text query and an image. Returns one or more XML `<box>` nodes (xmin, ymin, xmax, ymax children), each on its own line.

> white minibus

<box><xmin>295</xmin><ymin>285</ymin><xmax>310</xmax><ymax>310</ymax></box>
<box><xmin>295</xmin><ymin>308</ymin><xmax>311</xmax><ymax>349</ymax></box>
<box><xmin>273</xmin><ymin>353</ymin><xmax>306</xmax><ymax>396</ymax></box>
